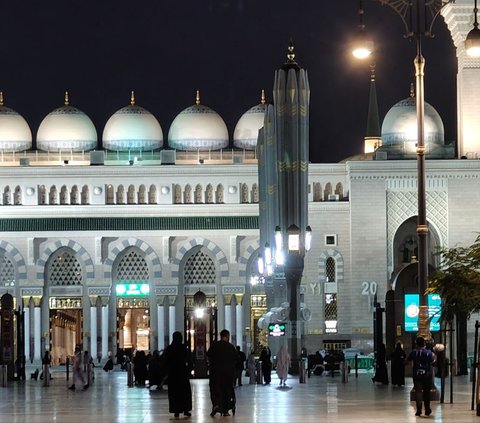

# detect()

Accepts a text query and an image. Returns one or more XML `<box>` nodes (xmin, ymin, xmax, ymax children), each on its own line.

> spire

<box><xmin>195</xmin><ymin>90</ymin><xmax>201</xmax><ymax>105</ymax></box>
<box><xmin>130</xmin><ymin>90</ymin><xmax>136</xmax><ymax>106</ymax></box>
<box><xmin>64</xmin><ymin>91</ymin><xmax>70</xmax><ymax>106</ymax></box>
<box><xmin>260</xmin><ymin>89</ymin><xmax>266</xmax><ymax>104</ymax></box>
<box><xmin>281</xmin><ymin>40</ymin><xmax>301</xmax><ymax>71</ymax></box>
<box><xmin>364</xmin><ymin>64</ymin><xmax>381</xmax><ymax>153</ymax></box>
<box><xmin>0</xmin><ymin>91</ymin><xmax>3</xmax><ymax>106</ymax></box>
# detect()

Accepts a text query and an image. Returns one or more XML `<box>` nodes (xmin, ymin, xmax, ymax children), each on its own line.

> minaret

<box><xmin>364</xmin><ymin>65</ymin><xmax>382</xmax><ymax>153</ymax></box>
<box><xmin>442</xmin><ymin>0</ymin><xmax>480</xmax><ymax>158</ymax></box>
<box><xmin>257</xmin><ymin>42</ymin><xmax>310</xmax><ymax>370</ymax></box>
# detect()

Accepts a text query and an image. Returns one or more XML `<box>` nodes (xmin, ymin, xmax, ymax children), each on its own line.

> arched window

<box><xmin>335</xmin><ymin>183</ymin><xmax>344</xmax><ymax>200</ymax></box>
<box><xmin>184</xmin><ymin>185</ymin><xmax>192</xmax><ymax>204</ymax></box>
<box><xmin>60</xmin><ymin>185</ymin><xmax>69</xmax><ymax>205</ymax></box>
<box><xmin>71</xmin><ymin>185</ymin><xmax>80</xmax><ymax>205</ymax></box>
<box><xmin>47</xmin><ymin>248</ymin><xmax>83</xmax><ymax>286</ymax></box>
<box><xmin>38</xmin><ymin>185</ymin><xmax>47</xmax><ymax>205</ymax></box>
<box><xmin>182</xmin><ymin>247</ymin><xmax>216</xmax><ymax>284</ymax></box>
<box><xmin>127</xmin><ymin>185</ymin><xmax>136</xmax><ymax>204</ymax></box>
<box><xmin>240</xmin><ymin>183</ymin><xmax>249</xmax><ymax>203</ymax></box>
<box><xmin>81</xmin><ymin>185</ymin><xmax>89</xmax><ymax>205</ymax></box>
<box><xmin>3</xmin><ymin>186</ymin><xmax>11</xmax><ymax>205</ymax></box>
<box><xmin>106</xmin><ymin>185</ymin><xmax>114</xmax><ymax>205</ymax></box>
<box><xmin>251</xmin><ymin>183</ymin><xmax>259</xmax><ymax>203</ymax></box>
<box><xmin>138</xmin><ymin>185</ymin><xmax>146</xmax><ymax>204</ymax></box>
<box><xmin>205</xmin><ymin>184</ymin><xmax>214</xmax><ymax>204</ymax></box>
<box><xmin>114</xmin><ymin>248</ymin><xmax>149</xmax><ymax>282</ymax></box>
<box><xmin>195</xmin><ymin>184</ymin><xmax>203</xmax><ymax>204</ymax></box>
<box><xmin>174</xmin><ymin>184</ymin><xmax>182</xmax><ymax>204</ymax></box>
<box><xmin>324</xmin><ymin>183</ymin><xmax>332</xmax><ymax>201</ymax></box>
<box><xmin>325</xmin><ymin>257</ymin><xmax>336</xmax><ymax>282</ymax></box>
<box><xmin>313</xmin><ymin>182</ymin><xmax>322</xmax><ymax>202</ymax></box>
<box><xmin>215</xmin><ymin>184</ymin><xmax>224</xmax><ymax>204</ymax></box>
<box><xmin>14</xmin><ymin>186</ymin><xmax>22</xmax><ymax>205</ymax></box>
<box><xmin>117</xmin><ymin>185</ymin><xmax>125</xmax><ymax>204</ymax></box>
<box><xmin>49</xmin><ymin>185</ymin><xmax>58</xmax><ymax>205</ymax></box>
<box><xmin>148</xmin><ymin>185</ymin><xmax>157</xmax><ymax>204</ymax></box>
<box><xmin>0</xmin><ymin>250</ymin><xmax>16</xmax><ymax>286</ymax></box>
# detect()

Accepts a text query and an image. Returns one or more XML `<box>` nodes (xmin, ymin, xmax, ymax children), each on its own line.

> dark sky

<box><xmin>0</xmin><ymin>0</ymin><xmax>457</xmax><ymax>163</ymax></box>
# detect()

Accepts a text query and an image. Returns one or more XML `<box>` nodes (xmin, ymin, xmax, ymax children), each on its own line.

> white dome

<box><xmin>0</xmin><ymin>99</ymin><xmax>32</xmax><ymax>152</ymax></box>
<box><xmin>381</xmin><ymin>95</ymin><xmax>444</xmax><ymax>148</ymax></box>
<box><xmin>37</xmin><ymin>95</ymin><xmax>97</xmax><ymax>152</ymax></box>
<box><xmin>102</xmin><ymin>100</ymin><xmax>163</xmax><ymax>151</ymax></box>
<box><xmin>233</xmin><ymin>100</ymin><xmax>266</xmax><ymax>150</ymax></box>
<box><xmin>168</xmin><ymin>93</ymin><xmax>228</xmax><ymax>151</ymax></box>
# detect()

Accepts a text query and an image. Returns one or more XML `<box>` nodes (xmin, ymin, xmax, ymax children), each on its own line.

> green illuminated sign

<box><xmin>116</xmin><ymin>283</ymin><xmax>150</xmax><ymax>297</ymax></box>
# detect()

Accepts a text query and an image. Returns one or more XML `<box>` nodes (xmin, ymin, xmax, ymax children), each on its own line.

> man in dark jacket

<box><xmin>407</xmin><ymin>336</ymin><xmax>435</xmax><ymax>417</ymax></box>
<box><xmin>207</xmin><ymin>329</ymin><xmax>240</xmax><ymax>416</ymax></box>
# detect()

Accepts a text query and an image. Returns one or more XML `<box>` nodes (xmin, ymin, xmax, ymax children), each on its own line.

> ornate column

<box><xmin>224</xmin><ymin>295</ymin><xmax>232</xmax><ymax>333</ymax></box>
<box><xmin>235</xmin><ymin>294</ymin><xmax>244</xmax><ymax>347</ymax></box>
<box><xmin>90</xmin><ymin>301</ymin><xmax>97</xmax><ymax>360</ymax></box>
<box><xmin>101</xmin><ymin>303</ymin><xmax>109</xmax><ymax>359</ymax></box>
<box><xmin>157</xmin><ymin>297</ymin><xmax>165</xmax><ymax>351</ymax></box>
<box><xmin>168</xmin><ymin>296</ymin><xmax>176</xmax><ymax>340</ymax></box>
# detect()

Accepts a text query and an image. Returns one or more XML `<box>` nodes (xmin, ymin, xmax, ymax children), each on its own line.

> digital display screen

<box><xmin>115</xmin><ymin>283</ymin><xmax>150</xmax><ymax>297</ymax></box>
<box><xmin>404</xmin><ymin>293</ymin><xmax>441</xmax><ymax>332</ymax></box>
<box><xmin>268</xmin><ymin>323</ymin><xmax>286</xmax><ymax>337</ymax></box>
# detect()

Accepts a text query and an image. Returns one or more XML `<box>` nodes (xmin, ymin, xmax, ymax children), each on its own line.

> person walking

<box><xmin>164</xmin><ymin>332</ymin><xmax>193</xmax><ymax>418</ymax></box>
<box><xmin>207</xmin><ymin>329</ymin><xmax>240</xmax><ymax>417</ymax></box>
<box><xmin>391</xmin><ymin>342</ymin><xmax>407</xmax><ymax>387</ymax></box>
<box><xmin>235</xmin><ymin>346</ymin><xmax>246</xmax><ymax>386</ymax></box>
<box><xmin>408</xmin><ymin>336</ymin><xmax>435</xmax><ymax>417</ymax></box>
<box><xmin>372</xmin><ymin>342</ymin><xmax>389</xmax><ymax>385</ymax></box>
<box><xmin>276</xmin><ymin>344</ymin><xmax>291</xmax><ymax>386</ymax></box>
<box><xmin>68</xmin><ymin>345</ymin><xmax>88</xmax><ymax>391</ymax></box>
<box><xmin>133</xmin><ymin>350</ymin><xmax>148</xmax><ymax>386</ymax></box>
<box><xmin>259</xmin><ymin>346</ymin><xmax>272</xmax><ymax>384</ymax></box>
<box><xmin>247</xmin><ymin>350</ymin><xmax>256</xmax><ymax>384</ymax></box>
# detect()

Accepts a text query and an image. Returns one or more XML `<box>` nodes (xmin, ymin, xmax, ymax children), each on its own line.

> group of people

<box><xmin>371</xmin><ymin>336</ymin><xmax>437</xmax><ymax>417</ymax></box>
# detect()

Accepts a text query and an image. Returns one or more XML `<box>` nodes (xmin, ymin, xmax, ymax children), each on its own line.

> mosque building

<box><xmin>0</xmin><ymin>1</ymin><xmax>479</xmax><ymax>371</ymax></box>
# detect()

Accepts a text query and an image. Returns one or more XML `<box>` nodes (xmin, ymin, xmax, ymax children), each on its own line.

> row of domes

<box><xmin>0</xmin><ymin>91</ymin><xmax>267</xmax><ymax>153</ymax></box>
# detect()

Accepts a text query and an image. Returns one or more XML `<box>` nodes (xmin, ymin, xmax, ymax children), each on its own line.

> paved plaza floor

<box><xmin>0</xmin><ymin>368</ymin><xmax>478</xmax><ymax>423</ymax></box>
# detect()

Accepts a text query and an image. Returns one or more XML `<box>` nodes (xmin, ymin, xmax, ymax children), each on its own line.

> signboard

<box><xmin>404</xmin><ymin>293</ymin><xmax>441</xmax><ymax>332</ymax></box>
<box><xmin>115</xmin><ymin>283</ymin><xmax>150</xmax><ymax>297</ymax></box>
<box><xmin>268</xmin><ymin>323</ymin><xmax>286</xmax><ymax>337</ymax></box>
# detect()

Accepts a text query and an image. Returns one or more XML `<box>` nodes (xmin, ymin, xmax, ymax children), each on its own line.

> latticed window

<box><xmin>183</xmin><ymin>248</ymin><xmax>216</xmax><ymax>284</ymax></box>
<box><xmin>0</xmin><ymin>252</ymin><xmax>15</xmax><ymax>286</ymax></box>
<box><xmin>325</xmin><ymin>257</ymin><xmax>336</xmax><ymax>282</ymax></box>
<box><xmin>115</xmin><ymin>248</ymin><xmax>149</xmax><ymax>282</ymax></box>
<box><xmin>48</xmin><ymin>248</ymin><xmax>83</xmax><ymax>286</ymax></box>
<box><xmin>324</xmin><ymin>293</ymin><xmax>338</xmax><ymax>333</ymax></box>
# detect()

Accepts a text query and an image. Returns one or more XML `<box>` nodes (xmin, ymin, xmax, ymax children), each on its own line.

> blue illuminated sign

<box><xmin>404</xmin><ymin>293</ymin><xmax>441</xmax><ymax>332</ymax></box>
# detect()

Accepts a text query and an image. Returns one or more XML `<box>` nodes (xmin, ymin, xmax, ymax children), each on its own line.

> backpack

<box><xmin>414</xmin><ymin>349</ymin><xmax>432</xmax><ymax>377</ymax></box>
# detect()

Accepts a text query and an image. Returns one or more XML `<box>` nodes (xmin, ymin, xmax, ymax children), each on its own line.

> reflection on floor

<box><xmin>0</xmin><ymin>368</ymin><xmax>477</xmax><ymax>422</ymax></box>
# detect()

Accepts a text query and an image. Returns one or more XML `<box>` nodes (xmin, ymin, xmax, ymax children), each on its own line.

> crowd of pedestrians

<box><xmin>56</xmin><ymin>334</ymin><xmax>443</xmax><ymax>419</ymax></box>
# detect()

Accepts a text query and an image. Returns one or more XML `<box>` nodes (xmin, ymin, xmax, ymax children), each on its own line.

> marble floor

<box><xmin>0</xmin><ymin>368</ymin><xmax>478</xmax><ymax>423</ymax></box>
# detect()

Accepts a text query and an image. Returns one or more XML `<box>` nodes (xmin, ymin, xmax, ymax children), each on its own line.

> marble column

<box><xmin>224</xmin><ymin>298</ymin><xmax>232</xmax><ymax>334</ymax></box>
<box><xmin>90</xmin><ymin>306</ymin><xmax>97</xmax><ymax>359</ymax></box>
<box><xmin>24</xmin><ymin>306</ymin><xmax>30</xmax><ymax>362</ymax></box>
<box><xmin>101</xmin><ymin>305</ymin><xmax>109</xmax><ymax>359</ymax></box>
<box><xmin>157</xmin><ymin>304</ymin><xmax>165</xmax><ymax>351</ymax></box>
<box><xmin>34</xmin><ymin>306</ymin><xmax>41</xmax><ymax>361</ymax></box>
<box><xmin>236</xmin><ymin>301</ymin><xmax>243</xmax><ymax>347</ymax></box>
<box><xmin>168</xmin><ymin>302</ymin><xmax>175</xmax><ymax>341</ymax></box>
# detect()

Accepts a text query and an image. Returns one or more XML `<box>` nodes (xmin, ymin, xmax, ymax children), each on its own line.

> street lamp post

<box><xmin>353</xmin><ymin>0</ymin><xmax>455</xmax><ymax>341</ymax></box>
<box><xmin>257</xmin><ymin>44</ymin><xmax>311</xmax><ymax>374</ymax></box>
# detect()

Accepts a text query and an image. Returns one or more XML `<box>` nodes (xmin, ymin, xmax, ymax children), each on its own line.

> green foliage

<box><xmin>427</xmin><ymin>234</ymin><xmax>480</xmax><ymax>322</ymax></box>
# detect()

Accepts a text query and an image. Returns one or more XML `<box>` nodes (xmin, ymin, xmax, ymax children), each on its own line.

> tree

<box><xmin>428</xmin><ymin>234</ymin><xmax>480</xmax><ymax>323</ymax></box>
<box><xmin>428</xmin><ymin>234</ymin><xmax>480</xmax><ymax>375</ymax></box>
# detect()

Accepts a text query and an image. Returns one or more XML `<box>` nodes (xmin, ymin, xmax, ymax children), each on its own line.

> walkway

<box><xmin>0</xmin><ymin>368</ymin><xmax>477</xmax><ymax>422</ymax></box>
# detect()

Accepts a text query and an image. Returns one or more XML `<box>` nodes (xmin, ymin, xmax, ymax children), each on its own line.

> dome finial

<box><xmin>410</xmin><ymin>83</ymin><xmax>415</xmax><ymax>98</ymax></box>
<box><xmin>195</xmin><ymin>90</ymin><xmax>201</xmax><ymax>105</ymax></box>
<box><xmin>287</xmin><ymin>39</ymin><xmax>296</xmax><ymax>63</ymax></box>
<box><xmin>64</xmin><ymin>91</ymin><xmax>70</xmax><ymax>106</ymax></box>
<box><xmin>130</xmin><ymin>90</ymin><xmax>136</xmax><ymax>106</ymax></box>
<box><xmin>260</xmin><ymin>89</ymin><xmax>266</xmax><ymax>105</ymax></box>
<box><xmin>0</xmin><ymin>91</ymin><xmax>4</xmax><ymax>106</ymax></box>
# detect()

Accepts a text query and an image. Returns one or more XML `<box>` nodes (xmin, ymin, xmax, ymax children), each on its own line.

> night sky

<box><xmin>0</xmin><ymin>0</ymin><xmax>458</xmax><ymax>163</ymax></box>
